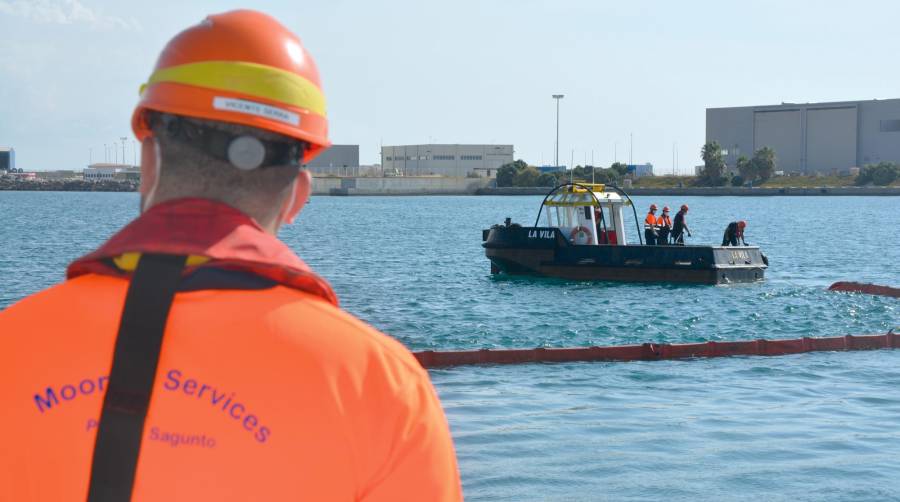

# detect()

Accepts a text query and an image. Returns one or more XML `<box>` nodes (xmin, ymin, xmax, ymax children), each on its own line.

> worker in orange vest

<box><xmin>657</xmin><ymin>206</ymin><xmax>673</xmax><ymax>245</ymax></box>
<box><xmin>0</xmin><ymin>10</ymin><xmax>461</xmax><ymax>501</ymax></box>
<box><xmin>644</xmin><ymin>204</ymin><xmax>659</xmax><ymax>245</ymax></box>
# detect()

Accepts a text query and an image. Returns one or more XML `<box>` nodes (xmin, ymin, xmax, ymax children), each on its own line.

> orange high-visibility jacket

<box><xmin>0</xmin><ymin>198</ymin><xmax>462</xmax><ymax>501</ymax></box>
<box><xmin>644</xmin><ymin>213</ymin><xmax>658</xmax><ymax>230</ymax></box>
<box><xmin>659</xmin><ymin>215</ymin><xmax>672</xmax><ymax>229</ymax></box>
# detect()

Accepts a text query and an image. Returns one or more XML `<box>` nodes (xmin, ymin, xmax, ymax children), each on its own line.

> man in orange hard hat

<box><xmin>0</xmin><ymin>10</ymin><xmax>461</xmax><ymax>501</ymax></box>
<box><xmin>671</xmin><ymin>204</ymin><xmax>692</xmax><ymax>245</ymax></box>
<box><xmin>644</xmin><ymin>203</ymin><xmax>659</xmax><ymax>245</ymax></box>
<box><xmin>722</xmin><ymin>220</ymin><xmax>749</xmax><ymax>246</ymax></box>
<box><xmin>657</xmin><ymin>206</ymin><xmax>673</xmax><ymax>245</ymax></box>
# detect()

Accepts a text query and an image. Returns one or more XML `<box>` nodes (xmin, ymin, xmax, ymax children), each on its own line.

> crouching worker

<box><xmin>0</xmin><ymin>10</ymin><xmax>461</xmax><ymax>501</ymax></box>
<box><xmin>722</xmin><ymin>220</ymin><xmax>749</xmax><ymax>246</ymax></box>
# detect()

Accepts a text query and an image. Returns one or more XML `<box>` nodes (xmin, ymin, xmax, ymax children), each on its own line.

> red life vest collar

<box><xmin>67</xmin><ymin>198</ymin><xmax>338</xmax><ymax>306</ymax></box>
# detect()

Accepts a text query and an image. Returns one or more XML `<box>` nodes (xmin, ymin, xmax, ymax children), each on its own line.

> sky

<box><xmin>1</xmin><ymin>0</ymin><xmax>898</xmax><ymax>173</ymax></box>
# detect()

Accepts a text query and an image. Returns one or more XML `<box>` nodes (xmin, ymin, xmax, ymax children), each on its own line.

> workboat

<box><xmin>482</xmin><ymin>183</ymin><xmax>767</xmax><ymax>284</ymax></box>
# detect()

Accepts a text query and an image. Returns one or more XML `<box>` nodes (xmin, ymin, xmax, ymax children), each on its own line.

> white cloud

<box><xmin>0</xmin><ymin>0</ymin><xmax>140</xmax><ymax>30</ymax></box>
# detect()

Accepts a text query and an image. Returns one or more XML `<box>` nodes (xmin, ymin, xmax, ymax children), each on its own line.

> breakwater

<box><xmin>0</xmin><ymin>178</ymin><xmax>137</xmax><ymax>192</ymax></box>
<box><xmin>478</xmin><ymin>186</ymin><xmax>900</xmax><ymax>196</ymax></box>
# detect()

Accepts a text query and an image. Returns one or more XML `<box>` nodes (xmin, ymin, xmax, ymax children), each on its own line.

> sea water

<box><xmin>1</xmin><ymin>192</ymin><xmax>898</xmax><ymax>501</ymax></box>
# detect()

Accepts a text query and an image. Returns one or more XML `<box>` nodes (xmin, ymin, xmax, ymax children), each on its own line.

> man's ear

<box><xmin>139</xmin><ymin>137</ymin><xmax>161</xmax><ymax>212</ymax></box>
<box><xmin>139</xmin><ymin>137</ymin><xmax>157</xmax><ymax>199</ymax></box>
<box><xmin>282</xmin><ymin>169</ymin><xmax>312</xmax><ymax>225</ymax></box>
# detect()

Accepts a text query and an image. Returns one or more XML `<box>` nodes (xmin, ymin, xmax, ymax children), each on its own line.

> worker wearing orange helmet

<box><xmin>722</xmin><ymin>220</ymin><xmax>749</xmax><ymax>246</ymax></box>
<box><xmin>0</xmin><ymin>10</ymin><xmax>461</xmax><ymax>501</ymax></box>
<box><xmin>671</xmin><ymin>204</ymin><xmax>692</xmax><ymax>245</ymax></box>
<box><xmin>644</xmin><ymin>203</ymin><xmax>659</xmax><ymax>245</ymax></box>
<box><xmin>657</xmin><ymin>206</ymin><xmax>673</xmax><ymax>245</ymax></box>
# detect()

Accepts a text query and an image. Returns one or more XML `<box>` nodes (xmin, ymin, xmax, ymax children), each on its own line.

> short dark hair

<box><xmin>147</xmin><ymin>112</ymin><xmax>304</xmax><ymax>222</ymax></box>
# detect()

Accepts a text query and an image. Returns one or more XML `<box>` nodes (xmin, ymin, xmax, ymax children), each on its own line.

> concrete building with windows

<box><xmin>0</xmin><ymin>147</ymin><xmax>15</xmax><ymax>172</ymax></box>
<box><xmin>303</xmin><ymin>144</ymin><xmax>360</xmax><ymax>176</ymax></box>
<box><xmin>707</xmin><ymin>98</ymin><xmax>900</xmax><ymax>174</ymax></box>
<box><xmin>381</xmin><ymin>144</ymin><xmax>514</xmax><ymax>178</ymax></box>
<box><xmin>84</xmin><ymin>163</ymin><xmax>139</xmax><ymax>181</ymax></box>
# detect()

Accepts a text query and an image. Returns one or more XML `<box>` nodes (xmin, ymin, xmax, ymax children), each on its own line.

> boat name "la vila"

<box><xmin>527</xmin><ymin>230</ymin><xmax>555</xmax><ymax>239</ymax></box>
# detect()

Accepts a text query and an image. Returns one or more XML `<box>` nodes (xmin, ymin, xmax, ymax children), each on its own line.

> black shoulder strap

<box><xmin>87</xmin><ymin>253</ymin><xmax>187</xmax><ymax>501</ymax></box>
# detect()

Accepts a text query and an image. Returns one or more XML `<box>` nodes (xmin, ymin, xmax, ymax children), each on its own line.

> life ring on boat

<box><xmin>569</xmin><ymin>226</ymin><xmax>593</xmax><ymax>245</ymax></box>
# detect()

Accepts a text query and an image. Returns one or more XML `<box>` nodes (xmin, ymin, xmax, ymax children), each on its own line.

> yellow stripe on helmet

<box><xmin>142</xmin><ymin>61</ymin><xmax>326</xmax><ymax>117</ymax></box>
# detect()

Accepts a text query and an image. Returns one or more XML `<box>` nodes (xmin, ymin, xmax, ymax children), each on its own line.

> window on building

<box><xmin>880</xmin><ymin>119</ymin><xmax>900</xmax><ymax>132</ymax></box>
<box><xmin>460</xmin><ymin>155</ymin><xmax>483</xmax><ymax>161</ymax></box>
<box><xmin>433</xmin><ymin>155</ymin><xmax>455</xmax><ymax>160</ymax></box>
<box><xmin>385</xmin><ymin>156</ymin><xmax>392</xmax><ymax>161</ymax></box>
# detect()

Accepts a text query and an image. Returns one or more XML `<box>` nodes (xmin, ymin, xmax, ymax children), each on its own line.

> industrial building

<box><xmin>84</xmin><ymin>163</ymin><xmax>140</xmax><ymax>181</ymax></box>
<box><xmin>303</xmin><ymin>144</ymin><xmax>360</xmax><ymax>176</ymax></box>
<box><xmin>381</xmin><ymin>144</ymin><xmax>514</xmax><ymax>177</ymax></box>
<box><xmin>0</xmin><ymin>147</ymin><xmax>15</xmax><ymax>172</ymax></box>
<box><xmin>627</xmin><ymin>163</ymin><xmax>654</xmax><ymax>177</ymax></box>
<box><xmin>707</xmin><ymin>98</ymin><xmax>900</xmax><ymax>174</ymax></box>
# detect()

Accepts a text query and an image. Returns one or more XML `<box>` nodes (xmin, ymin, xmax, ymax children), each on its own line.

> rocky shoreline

<box><xmin>0</xmin><ymin>178</ymin><xmax>138</xmax><ymax>192</ymax></box>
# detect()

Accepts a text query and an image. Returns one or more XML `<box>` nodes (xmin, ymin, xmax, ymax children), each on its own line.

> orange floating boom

<box><xmin>828</xmin><ymin>282</ymin><xmax>900</xmax><ymax>298</ymax></box>
<box><xmin>413</xmin><ymin>333</ymin><xmax>899</xmax><ymax>369</ymax></box>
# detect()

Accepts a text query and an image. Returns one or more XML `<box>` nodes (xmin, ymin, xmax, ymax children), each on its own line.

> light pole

<box><xmin>629</xmin><ymin>133</ymin><xmax>633</xmax><ymax>166</ymax></box>
<box><xmin>552</xmin><ymin>94</ymin><xmax>564</xmax><ymax>167</ymax></box>
<box><xmin>120</xmin><ymin>137</ymin><xmax>128</xmax><ymax>166</ymax></box>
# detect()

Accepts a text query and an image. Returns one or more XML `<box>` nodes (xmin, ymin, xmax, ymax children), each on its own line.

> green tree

<box><xmin>496</xmin><ymin>159</ymin><xmax>528</xmax><ymax>187</ymax></box>
<box><xmin>856</xmin><ymin>162</ymin><xmax>899</xmax><ymax>186</ymax></box>
<box><xmin>592</xmin><ymin>168</ymin><xmax>617</xmax><ymax>185</ymax></box>
<box><xmin>610</xmin><ymin>162</ymin><xmax>628</xmax><ymax>176</ymax></box>
<box><xmin>736</xmin><ymin>155</ymin><xmax>752</xmax><ymax>181</ymax></box>
<box><xmin>700</xmin><ymin>142</ymin><xmax>726</xmax><ymax>185</ymax></box>
<box><xmin>750</xmin><ymin>147</ymin><xmax>776</xmax><ymax>182</ymax></box>
<box><xmin>513</xmin><ymin>166</ymin><xmax>540</xmax><ymax>187</ymax></box>
<box><xmin>536</xmin><ymin>173</ymin><xmax>558</xmax><ymax>187</ymax></box>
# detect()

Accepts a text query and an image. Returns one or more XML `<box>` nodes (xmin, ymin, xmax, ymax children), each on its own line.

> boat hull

<box><xmin>483</xmin><ymin>226</ymin><xmax>766</xmax><ymax>285</ymax></box>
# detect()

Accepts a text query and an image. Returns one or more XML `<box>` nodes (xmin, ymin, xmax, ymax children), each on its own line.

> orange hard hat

<box><xmin>738</xmin><ymin>220</ymin><xmax>747</xmax><ymax>229</ymax></box>
<box><xmin>131</xmin><ymin>10</ymin><xmax>329</xmax><ymax>163</ymax></box>
<box><xmin>681</xmin><ymin>204</ymin><xmax>689</xmax><ymax>211</ymax></box>
<box><xmin>649</xmin><ymin>204</ymin><xmax>658</xmax><ymax>211</ymax></box>
<box><xmin>662</xmin><ymin>206</ymin><xmax>670</xmax><ymax>212</ymax></box>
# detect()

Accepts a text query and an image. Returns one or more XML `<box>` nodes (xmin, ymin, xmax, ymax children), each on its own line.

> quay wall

<box><xmin>312</xmin><ymin>176</ymin><xmax>491</xmax><ymax>195</ymax></box>
<box><xmin>476</xmin><ymin>186</ymin><xmax>900</xmax><ymax>196</ymax></box>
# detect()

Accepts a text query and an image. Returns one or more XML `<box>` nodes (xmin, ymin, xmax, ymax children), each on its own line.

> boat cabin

<box><xmin>538</xmin><ymin>183</ymin><xmax>628</xmax><ymax>246</ymax></box>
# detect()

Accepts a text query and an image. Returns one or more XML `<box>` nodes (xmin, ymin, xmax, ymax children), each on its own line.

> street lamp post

<box><xmin>121</xmin><ymin>137</ymin><xmax>128</xmax><ymax>166</ymax></box>
<box><xmin>552</xmin><ymin>94</ymin><xmax>564</xmax><ymax>167</ymax></box>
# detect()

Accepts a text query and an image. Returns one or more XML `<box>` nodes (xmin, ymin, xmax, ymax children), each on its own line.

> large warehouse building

<box><xmin>707</xmin><ymin>98</ymin><xmax>900</xmax><ymax>173</ymax></box>
<box><xmin>381</xmin><ymin>144</ymin><xmax>514</xmax><ymax>177</ymax></box>
<box><xmin>0</xmin><ymin>147</ymin><xmax>15</xmax><ymax>172</ymax></box>
<box><xmin>303</xmin><ymin>144</ymin><xmax>360</xmax><ymax>176</ymax></box>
